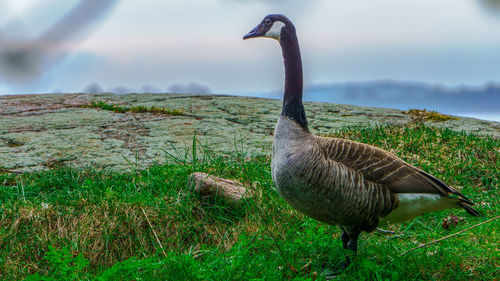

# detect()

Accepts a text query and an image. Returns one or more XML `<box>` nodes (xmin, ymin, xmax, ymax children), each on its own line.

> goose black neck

<box><xmin>279</xmin><ymin>29</ymin><xmax>308</xmax><ymax>130</ymax></box>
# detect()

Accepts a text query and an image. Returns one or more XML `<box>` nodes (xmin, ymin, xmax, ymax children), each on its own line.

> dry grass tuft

<box><xmin>0</xmin><ymin>199</ymin><xmax>253</xmax><ymax>275</ymax></box>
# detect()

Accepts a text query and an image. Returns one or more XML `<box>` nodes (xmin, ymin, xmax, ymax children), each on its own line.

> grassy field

<box><xmin>0</xmin><ymin>124</ymin><xmax>498</xmax><ymax>280</ymax></box>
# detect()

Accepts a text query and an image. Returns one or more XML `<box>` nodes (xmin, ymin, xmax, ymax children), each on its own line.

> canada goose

<box><xmin>243</xmin><ymin>14</ymin><xmax>479</xmax><ymax>266</ymax></box>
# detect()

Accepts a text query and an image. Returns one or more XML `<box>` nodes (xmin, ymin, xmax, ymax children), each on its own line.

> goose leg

<box><xmin>341</xmin><ymin>230</ymin><xmax>349</xmax><ymax>249</ymax></box>
<box><xmin>341</xmin><ymin>228</ymin><xmax>360</xmax><ymax>268</ymax></box>
<box><xmin>347</xmin><ymin>230</ymin><xmax>359</xmax><ymax>254</ymax></box>
<box><xmin>322</xmin><ymin>229</ymin><xmax>360</xmax><ymax>278</ymax></box>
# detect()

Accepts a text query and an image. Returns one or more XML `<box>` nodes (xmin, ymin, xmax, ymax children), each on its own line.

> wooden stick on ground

<box><xmin>189</xmin><ymin>172</ymin><xmax>254</xmax><ymax>203</ymax></box>
<box><xmin>399</xmin><ymin>215</ymin><xmax>500</xmax><ymax>256</ymax></box>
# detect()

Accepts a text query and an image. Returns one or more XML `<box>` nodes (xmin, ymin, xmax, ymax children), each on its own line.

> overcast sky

<box><xmin>1</xmin><ymin>0</ymin><xmax>499</xmax><ymax>95</ymax></box>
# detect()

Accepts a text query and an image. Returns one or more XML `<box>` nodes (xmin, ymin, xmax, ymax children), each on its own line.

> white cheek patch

<box><xmin>265</xmin><ymin>21</ymin><xmax>285</xmax><ymax>40</ymax></box>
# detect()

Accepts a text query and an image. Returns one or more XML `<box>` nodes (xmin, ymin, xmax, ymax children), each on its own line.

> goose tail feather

<box><xmin>458</xmin><ymin>202</ymin><xmax>480</xmax><ymax>217</ymax></box>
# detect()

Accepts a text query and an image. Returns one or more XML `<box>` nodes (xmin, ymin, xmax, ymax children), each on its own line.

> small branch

<box><xmin>189</xmin><ymin>172</ymin><xmax>254</xmax><ymax>203</ymax></box>
<box><xmin>376</xmin><ymin>228</ymin><xmax>396</xmax><ymax>235</ymax></box>
<box><xmin>400</xmin><ymin>215</ymin><xmax>500</xmax><ymax>256</ymax></box>
<box><xmin>0</xmin><ymin>168</ymin><xmax>23</xmax><ymax>174</ymax></box>
<box><xmin>141</xmin><ymin>208</ymin><xmax>167</xmax><ymax>258</ymax></box>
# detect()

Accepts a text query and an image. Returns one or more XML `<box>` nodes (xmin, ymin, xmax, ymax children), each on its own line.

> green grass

<box><xmin>0</xmin><ymin>124</ymin><xmax>498</xmax><ymax>280</ymax></box>
<box><xmin>82</xmin><ymin>100</ymin><xmax>184</xmax><ymax>116</ymax></box>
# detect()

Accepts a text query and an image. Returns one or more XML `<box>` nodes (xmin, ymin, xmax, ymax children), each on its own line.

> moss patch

<box><xmin>82</xmin><ymin>100</ymin><xmax>184</xmax><ymax>116</ymax></box>
<box><xmin>403</xmin><ymin>109</ymin><xmax>459</xmax><ymax>122</ymax></box>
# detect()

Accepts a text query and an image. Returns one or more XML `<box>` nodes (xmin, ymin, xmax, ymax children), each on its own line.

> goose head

<box><xmin>243</xmin><ymin>14</ymin><xmax>294</xmax><ymax>42</ymax></box>
<box><xmin>243</xmin><ymin>14</ymin><xmax>307</xmax><ymax>130</ymax></box>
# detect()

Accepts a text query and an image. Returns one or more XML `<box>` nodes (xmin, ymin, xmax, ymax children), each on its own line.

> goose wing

<box><xmin>316</xmin><ymin>137</ymin><xmax>473</xmax><ymax>204</ymax></box>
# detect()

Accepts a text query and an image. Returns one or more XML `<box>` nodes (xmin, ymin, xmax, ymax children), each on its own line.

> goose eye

<box><xmin>265</xmin><ymin>18</ymin><xmax>272</xmax><ymax>25</ymax></box>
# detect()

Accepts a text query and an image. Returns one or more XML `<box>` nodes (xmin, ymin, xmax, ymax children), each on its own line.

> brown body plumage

<box><xmin>271</xmin><ymin>116</ymin><xmax>477</xmax><ymax>234</ymax></box>
<box><xmin>244</xmin><ymin>14</ymin><xmax>479</xmax><ymax>266</ymax></box>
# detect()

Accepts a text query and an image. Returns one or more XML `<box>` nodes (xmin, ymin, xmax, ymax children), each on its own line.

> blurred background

<box><xmin>0</xmin><ymin>0</ymin><xmax>499</xmax><ymax>121</ymax></box>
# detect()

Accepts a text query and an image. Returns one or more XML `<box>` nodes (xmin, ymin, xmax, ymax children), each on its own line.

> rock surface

<box><xmin>1</xmin><ymin>93</ymin><xmax>498</xmax><ymax>172</ymax></box>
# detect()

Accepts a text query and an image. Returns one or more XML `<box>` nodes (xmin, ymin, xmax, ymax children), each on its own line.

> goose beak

<box><xmin>243</xmin><ymin>25</ymin><xmax>261</xmax><ymax>40</ymax></box>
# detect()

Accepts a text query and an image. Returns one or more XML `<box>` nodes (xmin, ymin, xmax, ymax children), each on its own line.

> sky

<box><xmin>0</xmin><ymin>0</ymin><xmax>500</xmax><ymax>95</ymax></box>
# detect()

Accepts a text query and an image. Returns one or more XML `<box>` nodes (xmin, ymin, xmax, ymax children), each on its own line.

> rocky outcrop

<box><xmin>1</xmin><ymin>93</ymin><xmax>498</xmax><ymax>172</ymax></box>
